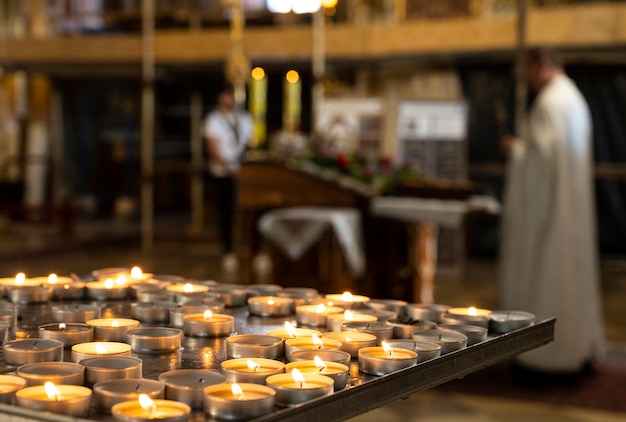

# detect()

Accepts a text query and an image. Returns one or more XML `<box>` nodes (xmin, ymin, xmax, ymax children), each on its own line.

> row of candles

<box><xmin>0</xmin><ymin>266</ymin><xmax>535</xmax><ymax>421</ymax></box>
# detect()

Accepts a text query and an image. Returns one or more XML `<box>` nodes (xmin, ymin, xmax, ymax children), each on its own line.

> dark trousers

<box><xmin>213</xmin><ymin>175</ymin><xmax>237</xmax><ymax>254</ymax></box>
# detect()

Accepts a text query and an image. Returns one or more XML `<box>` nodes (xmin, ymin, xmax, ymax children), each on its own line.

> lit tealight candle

<box><xmin>203</xmin><ymin>383</ymin><xmax>276</xmax><ymax>420</ymax></box>
<box><xmin>166</xmin><ymin>283</ymin><xmax>210</xmax><ymax>303</ymax></box>
<box><xmin>442</xmin><ymin>306</ymin><xmax>492</xmax><ymax>328</ymax></box>
<box><xmin>341</xmin><ymin>321</ymin><xmax>394</xmax><ymax>345</ymax></box>
<box><xmin>284</xmin><ymin>334</ymin><xmax>343</xmax><ymax>361</ymax></box>
<box><xmin>169</xmin><ymin>304</ymin><xmax>225</xmax><ymax>328</ymax></box>
<box><xmin>325</xmin><ymin>291</ymin><xmax>370</xmax><ymax>309</ymax></box>
<box><xmin>71</xmin><ymin>341</ymin><xmax>132</xmax><ymax>363</ymax></box>
<box><xmin>265</xmin><ymin>368</ymin><xmax>334</xmax><ymax>407</ymax></box>
<box><xmin>221</xmin><ymin>358</ymin><xmax>285</xmax><ymax>384</ymax></box>
<box><xmin>0</xmin><ymin>374</ymin><xmax>27</xmax><ymax>404</ymax></box>
<box><xmin>266</xmin><ymin>321</ymin><xmax>322</xmax><ymax>340</ymax></box>
<box><xmin>44</xmin><ymin>273</ymin><xmax>85</xmax><ymax>300</ymax></box>
<box><xmin>248</xmin><ymin>296</ymin><xmax>294</xmax><ymax>317</ymax></box>
<box><xmin>358</xmin><ymin>341</ymin><xmax>418</xmax><ymax>375</ymax></box>
<box><xmin>321</xmin><ymin>331</ymin><xmax>378</xmax><ymax>359</ymax></box>
<box><xmin>326</xmin><ymin>310</ymin><xmax>378</xmax><ymax>332</ymax></box>
<box><xmin>86</xmin><ymin>278</ymin><xmax>130</xmax><ymax>301</ymax></box>
<box><xmin>112</xmin><ymin>394</ymin><xmax>191</xmax><ymax>422</ymax></box>
<box><xmin>285</xmin><ymin>356</ymin><xmax>350</xmax><ymax>391</ymax></box>
<box><xmin>295</xmin><ymin>303</ymin><xmax>344</xmax><ymax>327</ymax></box>
<box><xmin>182</xmin><ymin>310</ymin><xmax>234</xmax><ymax>337</ymax></box>
<box><xmin>15</xmin><ymin>381</ymin><xmax>92</xmax><ymax>417</ymax></box>
<box><xmin>87</xmin><ymin>318</ymin><xmax>140</xmax><ymax>342</ymax></box>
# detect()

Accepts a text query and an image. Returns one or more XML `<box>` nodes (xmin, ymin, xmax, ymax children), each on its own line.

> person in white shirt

<box><xmin>204</xmin><ymin>85</ymin><xmax>253</xmax><ymax>272</ymax></box>
<box><xmin>500</xmin><ymin>47</ymin><xmax>605</xmax><ymax>375</ymax></box>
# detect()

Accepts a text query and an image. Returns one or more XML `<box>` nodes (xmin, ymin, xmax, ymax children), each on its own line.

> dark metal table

<box><xmin>0</xmin><ymin>300</ymin><xmax>555</xmax><ymax>421</ymax></box>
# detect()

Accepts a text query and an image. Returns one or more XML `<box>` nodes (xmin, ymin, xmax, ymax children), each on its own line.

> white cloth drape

<box><xmin>500</xmin><ymin>74</ymin><xmax>605</xmax><ymax>372</ymax></box>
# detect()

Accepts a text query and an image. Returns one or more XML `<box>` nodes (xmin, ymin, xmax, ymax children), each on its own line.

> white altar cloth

<box><xmin>258</xmin><ymin>207</ymin><xmax>365</xmax><ymax>277</ymax></box>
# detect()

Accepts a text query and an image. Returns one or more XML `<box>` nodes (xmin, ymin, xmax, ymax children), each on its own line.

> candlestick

<box><xmin>132</xmin><ymin>301</ymin><xmax>176</xmax><ymax>323</ymax></box>
<box><xmin>265</xmin><ymin>370</ymin><xmax>334</xmax><ymax>407</ymax></box>
<box><xmin>295</xmin><ymin>304</ymin><xmax>344</xmax><ymax>327</ymax></box>
<box><xmin>52</xmin><ymin>304</ymin><xmax>101</xmax><ymax>323</ymax></box>
<box><xmin>203</xmin><ymin>383</ymin><xmax>276</xmax><ymax>421</ymax></box>
<box><xmin>71</xmin><ymin>341</ymin><xmax>132</xmax><ymax>363</ymax></box>
<box><xmin>406</xmin><ymin>303</ymin><xmax>450</xmax><ymax>323</ymax></box>
<box><xmin>489</xmin><ymin>310</ymin><xmax>535</xmax><ymax>333</ymax></box>
<box><xmin>439</xmin><ymin>323</ymin><xmax>488</xmax><ymax>346</ymax></box>
<box><xmin>358</xmin><ymin>344</ymin><xmax>418</xmax><ymax>375</ymax></box>
<box><xmin>15</xmin><ymin>382</ymin><xmax>92</xmax><ymax>417</ymax></box>
<box><xmin>38</xmin><ymin>322</ymin><xmax>94</xmax><ymax>348</ymax></box>
<box><xmin>3</xmin><ymin>339</ymin><xmax>64</xmax><ymax>366</ymax></box>
<box><xmin>182</xmin><ymin>311</ymin><xmax>234</xmax><ymax>337</ymax></box>
<box><xmin>87</xmin><ymin>318</ymin><xmax>140</xmax><ymax>342</ymax></box>
<box><xmin>341</xmin><ymin>321</ymin><xmax>393</xmax><ymax>345</ymax></box>
<box><xmin>412</xmin><ymin>327</ymin><xmax>468</xmax><ymax>354</ymax></box>
<box><xmin>158</xmin><ymin>369</ymin><xmax>226</xmax><ymax>409</ymax></box>
<box><xmin>321</xmin><ymin>331</ymin><xmax>377</xmax><ymax>359</ymax></box>
<box><xmin>17</xmin><ymin>362</ymin><xmax>85</xmax><ymax>386</ymax></box>
<box><xmin>0</xmin><ymin>374</ymin><xmax>27</xmax><ymax>404</ymax></box>
<box><xmin>225</xmin><ymin>334</ymin><xmax>283</xmax><ymax>360</ymax></box>
<box><xmin>248</xmin><ymin>296</ymin><xmax>294</xmax><ymax>317</ymax></box>
<box><xmin>168</xmin><ymin>304</ymin><xmax>225</xmax><ymax>328</ymax></box>
<box><xmin>93</xmin><ymin>378</ymin><xmax>165</xmax><ymax>415</ymax></box>
<box><xmin>326</xmin><ymin>311</ymin><xmax>378</xmax><ymax>332</ymax></box>
<box><xmin>285</xmin><ymin>359</ymin><xmax>350</xmax><ymax>391</ymax></box>
<box><xmin>81</xmin><ymin>356</ymin><xmax>143</xmax><ymax>387</ymax></box>
<box><xmin>126</xmin><ymin>327</ymin><xmax>182</xmax><ymax>353</ymax></box>
<box><xmin>112</xmin><ymin>396</ymin><xmax>191</xmax><ymax>422</ymax></box>
<box><xmin>221</xmin><ymin>358</ymin><xmax>285</xmax><ymax>384</ymax></box>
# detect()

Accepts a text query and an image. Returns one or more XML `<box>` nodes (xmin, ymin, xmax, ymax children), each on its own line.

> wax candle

<box><xmin>3</xmin><ymin>339</ymin><xmax>64</xmax><ymax>366</ymax></box>
<box><xmin>166</xmin><ymin>282</ymin><xmax>209</xmax><ymax>299</ymax></box>
<box><xmin>7</xmin><ymin>285</ymin><xmax>52</xmax><ymax>305</ymax></box>
<box><xmin>132</xmin><ymin>301</ymin><xmax>176</xmax><ymax>323</ymax></box>
<box><xmin>488</xmin><ymin>310</ymin><xmax>535</xmax><ymax>333</ymax></box>
<box><xmin>38</xmin><ymin>322</ymin><xmax>94</xmax><ymax>347</ymax></box>
<box><xmin>358</xmin><ymin>342</ymin><xmax>418</xmax><ymax>375</ymax></box>
<box><xmin>248</xmin><ymin>296</ymin><xmax>294</xmax><ymax>317</ymax></box>
<box><xmin>169</xmin><ymin>304</ymin><xmax>225</xmax><ymax>328</ymax></box>
<box><xmin>204</xmin><ymin>383</ymin><xmax>276</xmax><ymax>421</ymax></box>
<box><xmin>43</xmin><ymin>274</ymin><xmax>85</xmax><ymax>301</ymax></box>
<box><xmin>71</xmin><ymin>341</ymin><xmax>132</xmax><ymax>363</ymax></box>
<box><xmin>93</xmin><ymin>378</ymin><xmax>165</xmax><ymax>415</ymax></box>
<box><xmin>17</xmin><ymin>361</ymin><xmax>85</xmax><ymax>387</ymax></box>
<box><xmin>15</xmin><ymin>382</ymin><xmax>92</xmax><ymax>417</ymax></box>
<box><xmin>52</xmin><ymin>304</ymin><xmax>101</xmax><ymax>323</ymax></box>
<box><xmin>221</xmin><ymin>358</ymin><xmax>285</xmax><ymax>384</ymax></box>
<box><xmin>277</xmin><ymin>287</ymin><xmax>320</xmax><ymax>307</ymax></box>
<box><xmin>0</xmin><ymin>303</ymin><xmax>17</xmax><ymax>328</ymax></box>
<box><xmin>366</xmin><ymin>299</ymin><xmax>408</xmax><ymax>319</ymax></box>
<box><xmin>406</xmin><ymin>303</ymin><xmax>450</xmax><ymax>323</ymax></box>
<box><xmin>211</xmin><ymin>286</ymin><xmax>249</xmax><ymax>308</ymax></box>
<box><xmin>81</xmin><ymin>356</ymin><xmax>143</xmax><ymax>387</ymax></box>
<box><xmin>126</xmin><ymin>327</ymin><xmax>182</xmax><ymax>353</ymax></box>
<box><xmin>295</xmin><ymin>303</ymin><xmax>344</xmax><ymax>327</ymax></box>
<box><xmin>159</xmin><ymin>369</ymin><xmax>226</xmax><ymax>410</ymax></box>
<box><xmin>265</xmin><ymin>369</ymin><xmax>334</xmax><ymax>407</ymax></box>
<box><xmin>112</xmin><ymin>395</ymin><xmax>191</xmax><ymax>422</ymax></box>
<box><xmin>87</xmin><ymin>318</ymin><xmax>140</xmax><ymax>342</ymax></box>
<box><xmin>439</xmin><ymin>323</ymin><xmax>488</xmax><ymax>346</ymax></box>
<box><xmin>325</xmin><ymin>292</ymin><xmax>370</xmax><ymax>309</ymax></box>
<box><xmin>412</xmin><ymin>327</ymin><xmax>468</xmax><ymax>354</ymax></box>
<box><xmin>289</xmin><ymin>349</ymin><xmax>352</xmax><ymax>367</ymax></box>
<box><xmin>284</xmin><ymin>334</ymin><xmax>343</xmax><ymax>361</ymax></box>
<box><xmin>86</xmin><ymin>277</ymin><xmax>130</xmax><ymax>301</ymax></box>
<box><xmin>246</xmin><ymin>283</ymin><xmax>283</xmax><ymax>297</ymax></box>
<box><xmin>341</xmin><ymin>321</ymin><xmax>393</xmax><ymax>345</ymax></box>
<box><xmin>0</xmin><ymin>374</ymin><xmax>27</xmax><ymax>404</ymax></box>
<box><xmin>384</xmin><ymin>339</ymin><xmax>442</xmax><ymax>362</ymax></box>
<box><xmin>225</xmin><ymin>334</ymin><xmax>283</xmax><ymax>359</ymax></box>
<box><xmin>182</xmin><ymin>311</ymin><xmax>234</xmax><ymax>337</ymax></box>
<box><xmin>286</xmin><ymin>357</ymin><xmax>350</xmax><ymax>391</ymax></box>
<box><xmin>385</xmin><ymin>318</ymin><xmax>437</xmax><ymax>339</ymax></box>
<box><xmin>266</xmin><ymin>321</ymin><xmax>321</xmax><ymax>340</ymax></box>
<box><xmin>326</xmin><ymin>310</ymin><xmax>378</xmax><ymax>332</ymax></box>
<box><xmin>443</xmin><ymin>306</ymin><xmax>492</xmax><ymax>328</ymax></box>
<box><xmin>321</xmin><ymin>331</ymin><xmax>378</xmax><ymax>359</ymax></box>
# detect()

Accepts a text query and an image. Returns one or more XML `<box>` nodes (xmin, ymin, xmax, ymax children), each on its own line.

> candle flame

<box><xmin>247</xmin><ymin>359</ymin><xmax>261</xmax><ymax>372</ymax></box>
<box><xmin>285</xmin><ymin>321</ymin><xmax>298</xmax><ymax>338</ymax></box>
<box><xmin>344</xmin><ymin>310</ymin><xmax>353</xmax><ymax>320</ymax></box>
<box><xmin>312</xmin><ymin>334</ymin><xmax>323</xmax><ymax>349</ymax></box>
<box><xmin>315</xmin><ymin>303</ymin><xmax>325</xmax><ymax>313</ymax></box>
<box><xmin>48</xmin><ymin>273</ymin><xmax>58</xmax><ymax>284</ymax></box>
<box><xmin>314</xmin><ymin>356</ymin><xmax>327</xmax><ymax>373</ymax></box>
<box><xmin>95</xmin><ymin>343</ymin><xmax>108</xmax><ymax>354</ymax></box>
<box><xmin>112</xmin><ymin>320</ymin><xmax>120</xmax><ymax>327</ymax></box>
<box><xmin>104</xmin><ymin>278</ymin><xmax>114</xmax><ymax>289</ymax></box>
<box><xmin>341</xmin><ymin>291</ymin><xmax>353</xmax><ymax>302</ymax></box>
<box><xmin>44</xmin><ymin>382</ymin><xmax>61</xmax><ymax>401</ymax></box>
<box><xmin>131</xmin><ymin>266</ymin><xmax>143</xmax><ymax>279</ymax></box>
<box><xmin>382</xmin><ymin>341</ymin><xmax>393</xmax><ymax>356</ymax></box>
<box><xmin>267</xmin><ymin>299</ymin><xmax>275</xmax><ymax>305</ymax></box>
<box><xmin>15</xmin><ymin>272</ymin><xmax>25</xmax><ymax>285</ymax></box>
<box><xmin>468</xmin><ymin>307</ymin><xmax>478</xmax><ymax>316</ymax></box>
<box><xmin>115</xmin><ymin>275</ymin><xmax>127</xmax><ymax>286</ymax></box>
<box><xmin>183</xmin><ymin>283</ymin><xmax>194</xmax><ymax>293</ymax></box>
<box><xmin>59</xmin><ymin>323</ymin><xmax>66</xmax><ymax>331</ymax></box>
<box><xmin>204</xmin><ymin>310</ymin><xmax>213</xmax><ymax>320</ymax></box>
<box><xmin>231</xmin><ymin>383</ymin><xmax>244</xmax><ymax>400</ymax></box>
<box><xmin>291</xmin><ymin>368</ymin><xmax>305</xmax><ymax>388</ymax></box>
<box><xmin>138</xmin><ymin>394</ymin><xmax>156</xmax><ymax>416</ymax></box>
<box><xmin>64</xmin><ymin>284</ymin><xmax>71</xmax><ymax>290</ymax></box>
<box><xmin>345</xmin><ymin>337</ymin><xmax>352</xmax><ymax>342</ymax></box>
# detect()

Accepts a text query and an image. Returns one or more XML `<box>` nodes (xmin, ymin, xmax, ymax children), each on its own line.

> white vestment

<box><xmin>500</xmin><ymin>74</ymin><xmax>605</xmax><ymax>373</ymax></box>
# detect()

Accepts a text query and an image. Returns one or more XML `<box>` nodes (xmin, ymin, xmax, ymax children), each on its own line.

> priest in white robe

<box><xmin>500</xmin><ymin>47</ymin><xmax>605</xmax><ymax>374</ymax></box>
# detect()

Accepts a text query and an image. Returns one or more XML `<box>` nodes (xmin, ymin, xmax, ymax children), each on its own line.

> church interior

<box><xmin>0</xmin><ymin>1</ymin><xmax>625</xmax><ymax>421</ymax></box>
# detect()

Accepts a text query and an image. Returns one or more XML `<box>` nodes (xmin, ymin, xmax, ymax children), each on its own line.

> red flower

<box><xmin>335</xmin><ymin>153</ymin><xmax>350</xmax><ymax>169</ymax></box>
